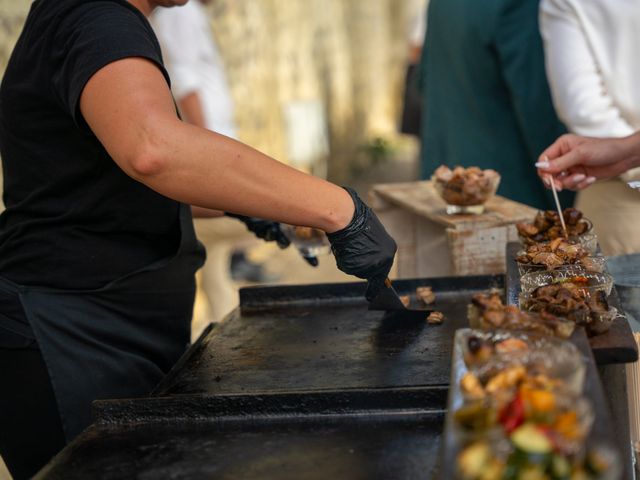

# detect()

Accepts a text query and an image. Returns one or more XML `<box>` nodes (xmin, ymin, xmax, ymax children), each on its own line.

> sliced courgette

<box><xmin>511</xmin><ymin>423</ymin><xmax>553</xmax><ymax>454</ymax></box>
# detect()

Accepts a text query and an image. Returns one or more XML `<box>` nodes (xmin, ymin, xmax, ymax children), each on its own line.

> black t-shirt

<box><xmin>0</xmin><ymin>0</ymin><xmax>182</xmax><ymax>290</ymax></box>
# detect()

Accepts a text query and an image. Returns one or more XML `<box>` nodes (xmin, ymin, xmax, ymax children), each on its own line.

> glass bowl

<box><xmin>516</xmin><ymin>254</ymin><xmax>607</xmax><ymax>277</ymax></box>
<box><xmin>518</xmin><ymin>218</ymin><xmax>598</xmax><ymax>254</ymax></box>
<box><xmin>519</xmin><ymin>292</ymin><xmax>619</xmax><ymax>337</ymax></box>
<box><xmin>455</xmin><ymin>329</ymin><xmax>585</xmax><ymax>394</ymax></box>
<box><xmin>467</xmin><ymin>303</ymin><xmax>576</xmax><ymax>339</ymax></box>
<box><xmin>519</xmin><ymin>268</ymin><xmax>613</xmax><ymax>297</ymax></box>
<box><xmin>474</xmin><ymin>346</ymin><xmax>586</xmax><ymax>397</ymax></box>
<box><xmin>431</xmin><ymin>169</ymin><xmax>501</xmax><ymax>215</ymax></box>
<box><xmin>281</xmin><ymin>225</ymin><xmax>330</xmax><ymax>258</ymax></box>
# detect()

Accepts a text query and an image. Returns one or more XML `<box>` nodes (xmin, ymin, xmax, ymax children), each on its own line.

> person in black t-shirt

<box><xmin>0</xmin><ymin>0</ymin><xmax>397</xmax><ymax>477</ymax></box>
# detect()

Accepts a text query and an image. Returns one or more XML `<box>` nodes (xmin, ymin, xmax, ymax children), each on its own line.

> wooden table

<box><xmin>370</xmin><ymin>181</ymin><xmax>537</xmax><ymax>278</ymax></box>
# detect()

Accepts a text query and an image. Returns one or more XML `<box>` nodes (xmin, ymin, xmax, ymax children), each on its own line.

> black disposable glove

<box><xmin>327</xmin><ymin>187</ymin><xmax>397</xmax><ymax>301</ymax></box>
<box><xmin>225</xmin><ymin>213</ymin><xmax>291</xmax><ymax>249</ymax></box>
<box><xmin>225</xmin><ymin>213</ymin><xmax>320</xmax><ymax>267</ymax></box>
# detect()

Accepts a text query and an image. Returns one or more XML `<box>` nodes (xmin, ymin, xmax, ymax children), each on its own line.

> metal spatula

<box><xmin>368</xmin><ymin>278</ymin><xmax>434</xmax><ymax>312</ymax></box>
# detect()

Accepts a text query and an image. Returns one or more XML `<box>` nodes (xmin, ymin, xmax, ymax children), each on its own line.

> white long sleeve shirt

<box><xmin>539</xmin><ymin>0</ymin><xmax>640</xmax><ymax>138</ymax></box>
<box><xmin>151</xmin><ymin>1</ymin><xmax>237</xmax><ymax>138</ymax></box>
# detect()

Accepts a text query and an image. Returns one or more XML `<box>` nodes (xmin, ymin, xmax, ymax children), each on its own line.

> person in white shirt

<box><xmin>152</xmin><ymin>0</ymin><xmax>236</xmax><ymax>137</ymax></box>
<box><xmin>151</xmin><ymin>1</ymin><xmax>255</xmax><ymax>335</ymax></box>
<box><xmin>539</xmin><ymin>0</ymin><xmax>640</xmax><ymax>255</ymax></box>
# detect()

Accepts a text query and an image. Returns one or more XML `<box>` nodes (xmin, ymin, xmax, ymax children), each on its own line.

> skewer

<box><xmin>544</xmin><ymin>157</ymin><xmax>568</xmax><ymax>238</ymax></box>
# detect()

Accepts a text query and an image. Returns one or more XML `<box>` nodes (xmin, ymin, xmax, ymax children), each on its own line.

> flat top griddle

<box><xmin>154</xmin><ymin>275</ymin><xmax>503</xmax><ymax>397</ymax></box>
<box><xmin>38</xmin><ymin>264</ymin><xmax>633</xmax><ymax>479</ymax></box>
<box><xmin>37</xmin><ymin>410</ymin><xmax>444</xmax><ymax>480</ymax></box>
<box><xmin>37</xmin><ymin>275</ymin><xmax>502</xmax><ymax>480</ymax></box>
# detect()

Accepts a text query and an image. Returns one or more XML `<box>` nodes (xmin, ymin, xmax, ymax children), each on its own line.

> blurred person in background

<box><xmin>399</xmin><ymin>1</ymin><xmax>428</xmax><ymax>138</ymax></box>
<box><xmin>418</xmin><ymin>0</ymin><xmax>574</xmax><ymax>210</ymax></box>
<box><xmin>539</xmin><ymin>0</ymin><xmax>640</xmax><ymax>255</ymax></box>
<box><xmin>151</xmin><ymin>0</ymin><xmax>283</xmax><ymax>337</ymax></box>
<box><xmin>0</xmin><ymin>0</ymin><xmax>396</xmax><ymax>477</ymax></box>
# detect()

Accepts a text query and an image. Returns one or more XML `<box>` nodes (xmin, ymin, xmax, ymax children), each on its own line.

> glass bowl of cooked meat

<box><xmin>281</xmin><ymin>225</ymin><xmax>331</xmax><ymax>260</ymax></box>
<box><xmin>515</xmin><ymin>237</ymin><xmax>606</xmax><ymax>276</ymax></box>
<box><xmin>519</xmin><ymin>277</ymin><xmax>619</xmax><ymax>336</ymax></box>
<box><xmin>431</xmin><ymin>165</ymin><xmax>501</xmax><ymax>215</ymax></box>
<box><xmin>516</xmin><ymin>208</ymin><xmax>598</xmax><ymax>253</ymax></box>
<box><xmin>467</xmin><ymin>293</ymin><xmax>576</xmax><ymax>339</ymax></box>
<box><xmin>519</xmin><ymin>268</ymin><xmax>613</xmax><ymax>297</ymax></box>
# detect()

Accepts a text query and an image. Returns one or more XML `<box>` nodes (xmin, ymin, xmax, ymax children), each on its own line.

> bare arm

<box><xmin>79</xmin><ymin>58</ymin><xmax>354</xmax><ymax>232</ymax></box>
<box><xmin>177</xmin><ymin>91</ymin><xmax>207</xmax><ymax>129</ymax></box>
<box><xmin>176</xmin><ymin>92</ymin><xmax>224</xmax><ymax>219</ymax></box>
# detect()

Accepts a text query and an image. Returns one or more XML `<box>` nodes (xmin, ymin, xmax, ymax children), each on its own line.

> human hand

<box><xmin>225</xmin><ymin>214</ymin><xmax>291</xmax><ymax>249</ymax></box>
<box><xmin>536</xmin><ymin>133</ymin><xmax>640</xmax><ymax>191</ymax></box>
<box><xmin>327</xmin><ymin>187</ymin><xmax>397</xmax><ymax>301</ymax></box>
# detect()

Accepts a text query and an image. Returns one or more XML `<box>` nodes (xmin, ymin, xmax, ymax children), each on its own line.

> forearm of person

<box><xmin>178</xmin><ymin>90</ymin><xmax>229</xmax><ymax>219</ymax></box>
<box><xmin>80</xmin><ymin>57</ymin><xmax>354</xmax><ymax>233</ymax></box>
<box><xmin>137</xmin><ymin>121</ymin><xmax>353</xmax><ymax>231</ymax></box>
<box><xmin>177</xmin><ymin>91</ymin><xmax>207</xmax><ymax>129</ymax></box>
<box><xmin>621</xmin><ymin>132</ymin><xmax>640</xmax><ymax>170</ymax></box>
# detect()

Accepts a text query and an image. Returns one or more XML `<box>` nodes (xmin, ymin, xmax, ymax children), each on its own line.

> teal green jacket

<box><xmin>419</xmin><ymin>0</ymin><xmax>574</xmax><ymax>209</ymax></box>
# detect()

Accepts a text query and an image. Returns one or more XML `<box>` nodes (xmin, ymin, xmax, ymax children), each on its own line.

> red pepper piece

<box><xmin>498</xmin><ymin>394</ymin><xmax>525</xmax><ymax>434</ymax></box>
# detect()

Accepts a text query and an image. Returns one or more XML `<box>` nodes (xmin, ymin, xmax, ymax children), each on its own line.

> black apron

<box><xmin>0</xmin><ymin>204</ymin><xmax>205</xmax><ymax>441</ymax></box>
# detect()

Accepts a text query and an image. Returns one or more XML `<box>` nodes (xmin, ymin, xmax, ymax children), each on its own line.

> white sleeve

<box><xmin>539</xmin><ymin>0</ymin><xmax>635</xmax><ymax>137</ymax></box>
<box><xmin>151</xmin><ymin>6</ymin><xmax>203</xmax><ymax>100</ymax></box>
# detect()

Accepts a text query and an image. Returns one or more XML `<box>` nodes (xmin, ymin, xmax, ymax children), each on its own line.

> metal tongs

<box><xmin>368</xmin><ymin>278</ymin><xmax>434</xmax><ymax>312</ymax></box>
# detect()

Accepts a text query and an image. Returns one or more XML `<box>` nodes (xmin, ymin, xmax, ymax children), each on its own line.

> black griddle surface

<box><xmin>37</xmin><ymin>412</ymin><xmax>444</xmax><ymax>480</ymax></box>
<box><xmin>155</xmin><ymin>275</ymin><xmax>503</xmax><ymax>397</ymax></box>
<box><xmin>37</xmin><ymin>275</ymin><xmax>502</xmax><ymax>480</ymax></box>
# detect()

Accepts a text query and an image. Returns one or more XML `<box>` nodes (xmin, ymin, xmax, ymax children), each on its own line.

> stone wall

<box><xmin>0</xmin><ymin>0</ymin><xmax>426</xmax><ymax>183</ymax></box>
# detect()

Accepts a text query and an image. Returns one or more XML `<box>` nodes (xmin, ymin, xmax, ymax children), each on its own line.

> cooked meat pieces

<box><xmin>469</xmin><ymin>293</ymin><xmax>574</xmax><ymax>338</ymax></box>
<box><xmin>433</xmin><ymin>164</ymin><xmax>454</xmax><ymax>182</ymax></box>
<box><xmin>416</xmin><ymin>286</ymin><xmax>436</xmax><ymax>305</ymax></box>
<box><xmin>427</xmin><ymin>311</ymin><xmax>444</xmax><ymax>324</ymax></box>
<box><xmin>524</xmin><ymin>283</ymin><xmax>610</xmax><ymax>334</ymax></box>
<box><xmin>517</xmin><ymin>239</ymin><xmax>590</xmax><ymax>268</ymax></box>
<box><xmin>563</xmin><ymin>207</ymin><xmax>583</xmax><ymax>226</ymax></box>
<box><xmin>471</xmin><ymin>292</ymin><xmax>504</xmax><ymax>310</ymax></box>
<box><xmin>517</xmin><ymin>223</ymin><xmax>539</xmax><ymax>237</ymax></box>
<box><xmin>531</xmin><ymin>252</ymin><xmax>564</xmax><ymax>269</ymax></box>
<box><xmin>432</xmin><ymin>165</ymin><xmax>500</xmax><ymax>206</ymax></box>
<box><xmin>518</xmin><ymin>208</ymin><xmax>590</xmax><ymax>243</ymax></box>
